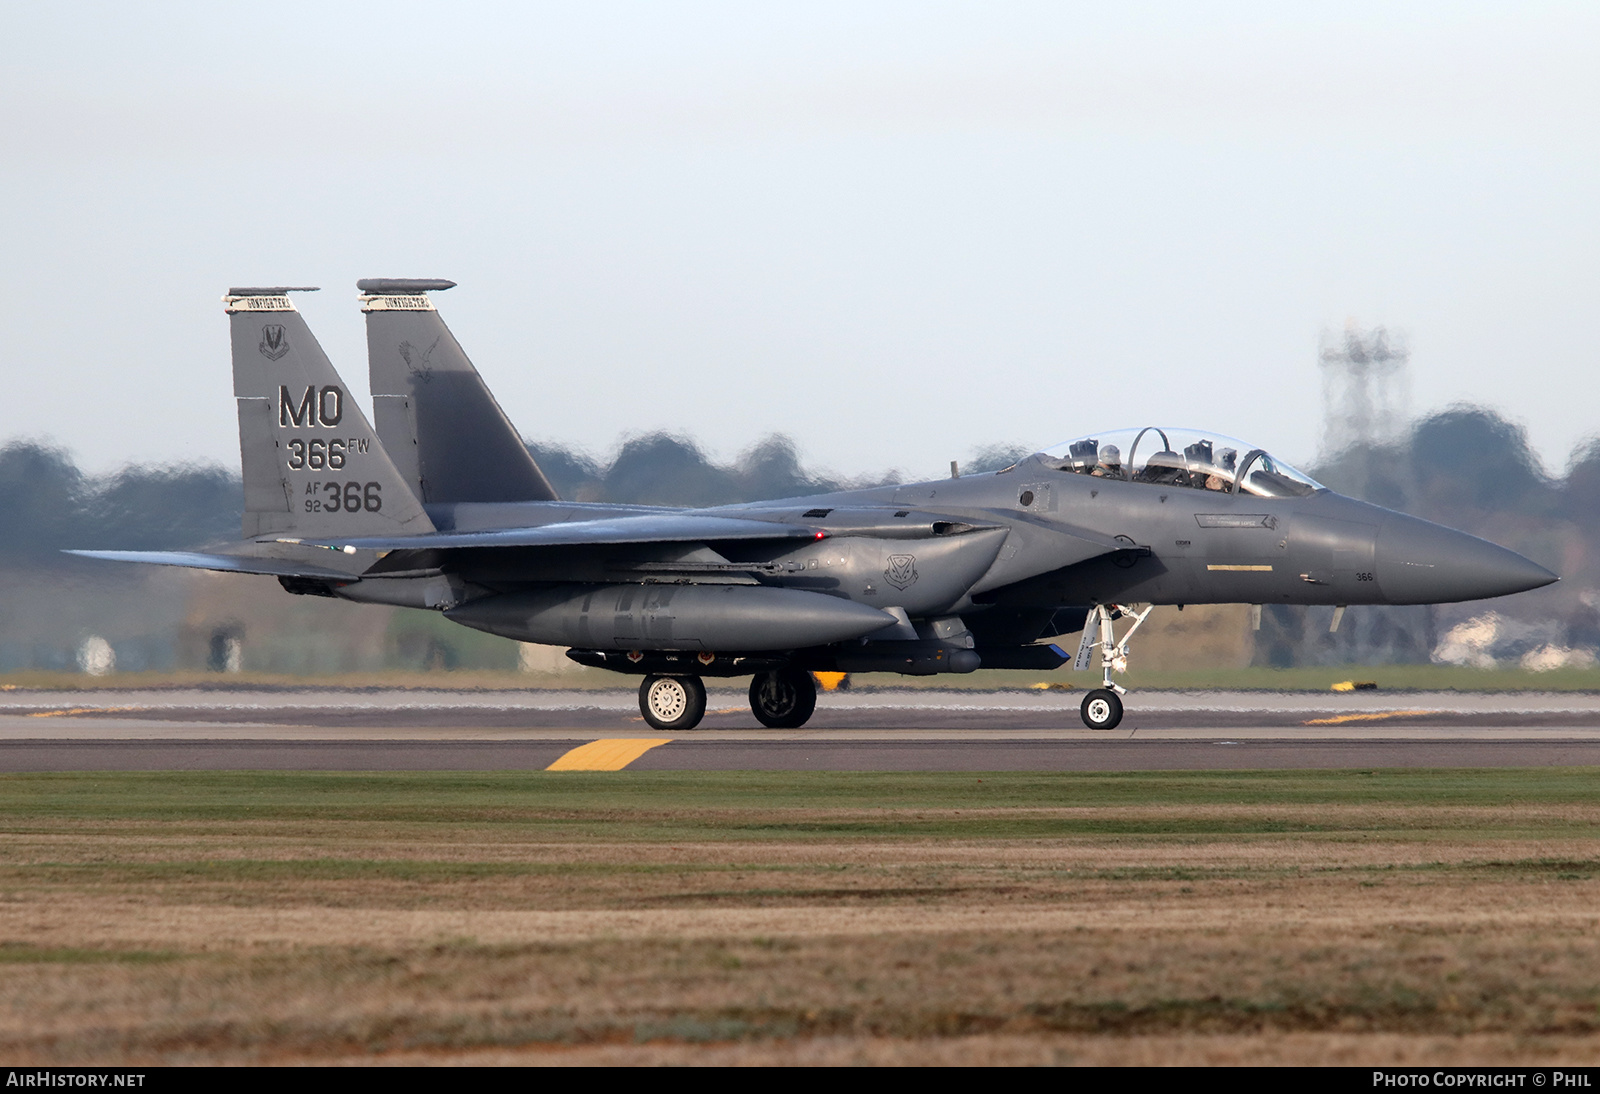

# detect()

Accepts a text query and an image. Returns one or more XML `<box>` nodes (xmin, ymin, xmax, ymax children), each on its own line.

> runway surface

<box><xmin>1</xmin><ymin>686</ymin><xmax>1598</xmax><ymax>770</ymax></box>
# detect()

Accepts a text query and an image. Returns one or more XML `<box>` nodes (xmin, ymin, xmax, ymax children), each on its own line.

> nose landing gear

<box><xmin>1074</xmin><ymin>603</ymin><xmax>1154</xmax><ymax>730</ymax></box>
<box><xmin>1080</xmin><ymin>688</ymin><xmax>1123</xmax><ymax>731</ymax></box>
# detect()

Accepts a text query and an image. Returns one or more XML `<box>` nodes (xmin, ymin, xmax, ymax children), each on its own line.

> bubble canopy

<box><xmin>1038</xmin><ymin>428</ymin><xmax>1324</xmax><ymax>499</ymax></box>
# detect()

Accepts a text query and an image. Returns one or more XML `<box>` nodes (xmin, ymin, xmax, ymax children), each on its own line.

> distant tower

<box><xmin>1319</xmin><ymin>323</ymin><xmax>1410</xmax><ymax>458</ymax></box>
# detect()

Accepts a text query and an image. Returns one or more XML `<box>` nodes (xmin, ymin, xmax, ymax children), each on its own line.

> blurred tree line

<box><xmin>4</xmin><ymin>410</ymin><xmax>1594</xmax><ymax>670</ymax></box>
<box><xmin>7</xmin><ymin>409</ymin><xmax>1589</xmax><ymax>557</ymax></box>
<box><xmin>528</xmin><ymin>434</ymin><xmax>899</xmax><ymax>507</ymax></box>
<box><xmin>3</xmin><ymin>410</ymin><xmax>1591</xmax><ymax>563</ymax></box>
<box><xmin>1306</xmin><ymin>402</ymin><xmax>1599</xmax><ymax>600</ymax></box>
<box><xmin>1310</xmin><ymin>406</ymin><xmax>1594</xmax><ymax>532</ymax></box>
<box><xmin>0</xmin><ymin>433</ymin><xmax>907</xmax><ymax>558</ymax></box>
<box><xmin>1264</xmin><ymin>406</ymin><xmax>1598</xmax><ymax>666</ymax></box>
<box><xmin>0</xmin><ymin>443</ymin><xmax>241</xmax><ymax>558</ymax></box>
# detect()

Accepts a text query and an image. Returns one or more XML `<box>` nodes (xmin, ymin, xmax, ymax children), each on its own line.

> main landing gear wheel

<box><xmin>639</xmin><ymin>674</ymin><xmax>707</xmax><ymax>731</ymax></box>
<box><xmin>749</xmin><ymin>668</ymin><xmax>818</xmax><ymax>729</ymax></box>
<box><xmin>1080</xmin><ymin>688</ymin><xmax>1123</xmax><ymax>731</ymax></box>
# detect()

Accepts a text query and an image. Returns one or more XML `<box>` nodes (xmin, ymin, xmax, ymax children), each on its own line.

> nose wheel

<box><xmin>749</xmin><ymin>668</ymin><xmax>817</xmax><ymax>728</ymax></box>
<box><xmin>1080</xmin><ymin>689</ymin><xmax>1123</xmax><ymax>731</ymax></box>
<box><xmin>638</xmin><ymin>674</ymin><xmax>707</xmax><ymax>731</ymax></box>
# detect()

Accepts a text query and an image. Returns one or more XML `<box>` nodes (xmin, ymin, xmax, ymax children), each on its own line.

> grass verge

<box><xmin>0</xmin><ymin>768</ymin><xmax>1597</xmax><ymax>1064</ymax></box>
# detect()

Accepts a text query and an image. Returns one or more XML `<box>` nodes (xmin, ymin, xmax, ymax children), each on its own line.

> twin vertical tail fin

<box><xmin>226</xmin><ymin>288</ymin><xmax>434</xmax><ymax>540</ymax></box>
<box><xmin>359</xmin><ymin>279</ymin><xmax>559</xmax><ymax>504</ymax></box>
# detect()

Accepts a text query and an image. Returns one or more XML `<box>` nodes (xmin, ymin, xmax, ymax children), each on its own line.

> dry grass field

<box><xmin>0</xmin><ymin>769</ymin><xmax>1598</xmax><ymax>1065</ymax></box>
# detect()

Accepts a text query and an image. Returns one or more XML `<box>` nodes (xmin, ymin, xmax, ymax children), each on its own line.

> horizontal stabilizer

<box><xmin>64</xmin><ymin>550</ymin><xmax>360</xmax><ymax>582</ymax></box>
<box><xmin>309</xmin><ymin>513</ymin><xmax>825</xmax><ymax>552</ymax></box>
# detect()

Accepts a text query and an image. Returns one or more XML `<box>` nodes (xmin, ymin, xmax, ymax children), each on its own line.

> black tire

<box><xmin>638</xmin><ymin>674</ymin><xmax>707</xmax><ymax>731</ymax></box>
<box><xmin>1080</xmin><ymin>688</ymin><xmax>1123</xmax><ymax>731</ymax></box>
<box><xmin>748</xmin><ymin>668</ymin><xmax>818</xmax><ymax>729</ymax></box>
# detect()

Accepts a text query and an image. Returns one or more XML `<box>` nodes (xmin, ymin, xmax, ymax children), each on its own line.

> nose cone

<box><xmin>1377</xmin><ymin>513</ymin><xmax>1558</xmax><ymax>604</ymax></box>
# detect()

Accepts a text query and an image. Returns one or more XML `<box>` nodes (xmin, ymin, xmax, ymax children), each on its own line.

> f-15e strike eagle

<box><xmin>73</xmin><ymin>281</ymin><xmax>1557</xmax><ymax>730</ymax></box>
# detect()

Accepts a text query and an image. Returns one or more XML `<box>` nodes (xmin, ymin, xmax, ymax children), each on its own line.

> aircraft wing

<box><xmin>64</xmin><ymin>550</ymin><xmax>361</xmax><ymax>581</ymax></box>
<box><xmin>303</xmin><ymin>512</ymin><xmax>826</xmax><ymax>552</ymax></box>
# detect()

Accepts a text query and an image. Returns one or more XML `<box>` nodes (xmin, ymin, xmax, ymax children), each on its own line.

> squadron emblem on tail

<box><xmin>259</xmin><ymin>324</ymin><xmax>289</xmax><ymax>360</ymax></box>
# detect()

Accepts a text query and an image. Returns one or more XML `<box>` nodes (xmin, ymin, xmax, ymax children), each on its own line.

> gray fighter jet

<box><xmin>73</xmin><ymin>281</ymin><xmax>1558</xmax><ymax>731</ymax></box>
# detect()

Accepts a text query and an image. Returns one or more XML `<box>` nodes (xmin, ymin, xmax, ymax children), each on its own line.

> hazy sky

<box><xmin>2</xmin><ymin>2</ymin><xmax>1596</xmax><ymax>482</ymax></box>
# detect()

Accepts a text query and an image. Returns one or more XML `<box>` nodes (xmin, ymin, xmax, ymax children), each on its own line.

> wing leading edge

<box><xmin>301</xmin><ymin>512</ymin><xmax>830</xmax><ymax>552</ymax></box>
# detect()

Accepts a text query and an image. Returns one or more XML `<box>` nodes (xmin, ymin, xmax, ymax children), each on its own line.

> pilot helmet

<box><xmin>1099</xmin><ymin>444</ymin><xmax>1122</xmax><ymax>468</ymax></box>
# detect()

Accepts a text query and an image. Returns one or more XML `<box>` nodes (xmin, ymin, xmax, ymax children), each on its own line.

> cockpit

<box><xmin>1037</xmin><ymin>428</ymin><xmax>1323</xmax><ymax>499</ymax></box>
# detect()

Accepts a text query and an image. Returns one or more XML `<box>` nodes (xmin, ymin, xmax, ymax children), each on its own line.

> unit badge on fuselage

<box><xmin>884</xmin><ymin>554</ymin><xmax>919</xmax><ymax>590</ymax></box>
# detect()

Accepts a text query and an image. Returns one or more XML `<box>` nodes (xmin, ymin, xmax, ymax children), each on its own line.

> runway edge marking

<box><xmin>546</xmin><ymin>738</ymin><xmax>673</xmax><ymax>771</ymax></box>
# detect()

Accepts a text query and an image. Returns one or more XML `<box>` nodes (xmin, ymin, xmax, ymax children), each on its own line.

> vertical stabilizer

<box><xmin>360</xmin><ymin>279</ymin><xmax>559</xmax><ymax>503</ymax></box>
<box><xmin>225</xmin><ymin>288</ymin><xmax>434</xmax><ymax>540</ymax></box>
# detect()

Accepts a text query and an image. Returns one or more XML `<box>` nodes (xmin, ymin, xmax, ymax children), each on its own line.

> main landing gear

<box><xmin>635</xmin><ymin>668</ymin><xmax>821</xmax><ymax>731</ymax></box>
<box><xmin>638</xmin><ymin>674</ymin><xmax>707</xmax><ymax>731</ymax></box>
<box><xmin>748</xmin><ymin>668</ymin><xmax>817</xmax><ymax>729</ymax></box>
<box><xmin>1075</xmin><ymin>603</ymin><xmax>1155</xmax><ymax>731</ymax></box>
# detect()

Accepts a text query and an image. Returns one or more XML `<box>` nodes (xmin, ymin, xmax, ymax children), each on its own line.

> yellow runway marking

<box><xmin>1303</xmin><ymin>710</ymin><xmax>1438</xmax><ymax>725</ymax></box>
<box><xmin>1207</xmin><ymin>564</ymin><xmax>1274</xmax><ymax>572</ymax></box>
<box><xmin>545</xmin><ymin>738</ymin><xmax>672</xmax><ymax>771</ymax></box>
<box><xmin>25</xmin><ymin>707</ymin><xmax>138</xmax><ymax>718</ymax></box>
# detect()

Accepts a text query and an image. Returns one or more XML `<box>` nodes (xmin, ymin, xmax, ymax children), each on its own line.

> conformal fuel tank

<box><xmin>445</xmin><ymin>583</ymin><xmax>897</xmax><ymax>651</ymax></box>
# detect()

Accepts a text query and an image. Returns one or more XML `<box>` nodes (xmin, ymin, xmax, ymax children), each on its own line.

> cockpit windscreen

<box><xmin>1039</xmin><ymin>428</ymin><xmax>1323</xmax><ymax>498</ymax></box>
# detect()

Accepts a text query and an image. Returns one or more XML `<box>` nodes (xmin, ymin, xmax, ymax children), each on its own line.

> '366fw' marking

<box><xmin>286</xmin><ymin>437</ymin><xmax>370</xmax><ymax>470</ymax></box>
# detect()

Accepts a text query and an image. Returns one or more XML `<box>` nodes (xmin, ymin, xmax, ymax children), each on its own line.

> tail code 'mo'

<box><xmin>359</xmin><ymin>278</ymin><xmax>559</xmax><ymax>504</ymax></box>
<box><xmin>225</xmin><ymin>287</ymin><xmax>434</xmax><ymax>540</ymax></box>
